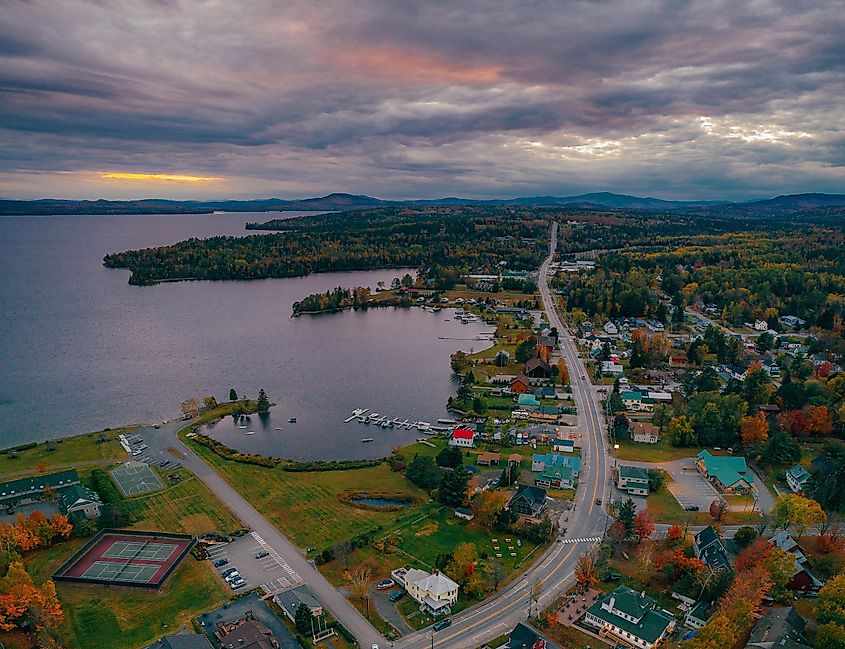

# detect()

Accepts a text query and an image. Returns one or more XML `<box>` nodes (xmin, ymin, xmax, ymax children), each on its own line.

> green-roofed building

<box><xmin>583</xmin><ymin>585</ymin><xmax>675</xmax><ymax>649</ymax></box>
<box><xmin>785</xmin><ymin>464</ymin><xmax>810</xmax><ymax>493</ymax></box>
<box><xmin>616</xmin><ymin>465</ymin><xmax>650</xmax><ymax>496</ymax></box>
<box><xmin>695</xmin><ymin>450</ymin><xmax>753</xmax><ymax>494</ymax></box>
<box><xmin>517</xmin><ymin>393</ymin><xmax>541</xmax><ymax>409</ymax></box>
<box><xmin>535</xmin><ymin>465</ymin><xmax>574</xmax><ymax>489</ymax></box>
<box><xmin>0</xmin><ymin>469</ymin><xmax>101</xmax><ymax>520</ymax></box>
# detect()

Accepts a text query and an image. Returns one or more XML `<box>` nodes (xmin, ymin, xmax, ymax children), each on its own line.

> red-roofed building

<box><xmin>449</xmin><ymin>428</ymin><xmax>476</xmax><ymax>448</ymax></box>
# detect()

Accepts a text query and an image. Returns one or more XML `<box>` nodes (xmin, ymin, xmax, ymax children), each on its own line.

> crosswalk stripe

<box><xmin>559</xmin><ymin>536</ymin><xmax>602</xmax><ymax>544</ymax></box>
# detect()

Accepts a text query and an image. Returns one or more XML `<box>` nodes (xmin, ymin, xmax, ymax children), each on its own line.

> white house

<box><xmin>630</xmin><ymin>421</ymin><xmax>660</xmax><ymax>444</ymax></box>
<box><xmin>785</xmin><ymin>465</ymin><xmax>811</xmax><ymax>493</ymax></box>
<box><xmin>604</xmin><ymin>321</ymin><xmax>619</xmax><ymax>335</ymax></box>
<box><xmin>754</xmin><ymin>319</ymin><xmax>768</xmax><ymax>331</ymax></box>
<box><xmin>449</xmin><ymin>427</ymin><xmax>476</xmax><ymax>448</ymax></box>
<box><xmin>584</xmin><ymin>586</ymin><xmax>675</xmax><ymax>649</ymax></box>
<box><xmin>601</xmin><ymin>361</ymin><xmax>624</xmax><ymax>375</ymax></box>
<box><xmin>391</xmin><ymin>568</ymin><xmax>459</xmax><ymax>617</ymax></box>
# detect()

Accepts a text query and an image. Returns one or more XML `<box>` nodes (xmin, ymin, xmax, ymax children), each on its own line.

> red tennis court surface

<box><xmin>54</xmin><ymin>529</ymin><xmax>195</xmax><ymax>589</ymax></box>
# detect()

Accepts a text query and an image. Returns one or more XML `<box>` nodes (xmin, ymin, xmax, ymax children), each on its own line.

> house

<box><xmin>762</xmin><ymin>357</ymin><xmax>781</xmax><ymax>378</ymax></box>
<box><xmin>0</xmin><ymin>469</ymin><xmax>101</xmax><ymax>520</ymax></box>
<box><xmin>525</xmin><ymin>358</ymin><xmax>552</xmax><ymax>379</ymax></box>
<box><xmin>198</xmin><ymin>594</ymin><xmax>296</xmax><ymax>649</ymax></box>
<box><xmin>476</xmin><ymin>452</ymin><xmax>501</xmax><ymax>466</ymax></box>
<box><xmin>780</xmin><ymin>315</ymin><xmax>806</xmax><ymax>329</ymax></box>
<box><xmin>769</xmin><ymin>532</ymin><xmax>823</xmax><ymax>592</ymax></box>
<box><xmin>59</xmin><ymin>484</ymin><xmax>102</xmax><ymax>520</ymax></box>
<box><xmin>811</xmin><ymin>454</ymin><xmax>835</xmax><ymax>474</ymax></box>
<box><xmin>537</xmin><ymin>336</ymin><xmax>556</xmax><ymax>364</ymax></box>
<box><xmin>217</xmin><ymin>619</ymin><xmax>279</xmax><ymax>649</ymax></box>
<box><xmin>449</xmin><ymin>428</ymin><xmax>476</xmax><ymax>448</ymax></box>
<box><xmin>646</xmin><ymin>320</ymin><xmax>665</xmax><ymax>333</ymax></box>
<box><xmin>692</xmin><ymin>526</ymin><xmax>732</xmax><ymax>572</ymax></box>
<box><xmin>683</xmin><ymin>601</ymin><xmax>712</xmax><ymax>630</ymax></box>
<box><xmin>468</xmin><ymin>475</ymin><xmax>493</xmax><ymax>494</ymax></box>
<box><xmin>508</xmin><ymin>622</ymin><xmax>562</xmax><ymax>649</ymax></box>
<box><xmin>552</xmin><ymin>439</ymin><xmax>575</xmax><ymax>453</ymax></box>
<box><xmin>616</xmin><ymin>465</ymin><xmax>650</xmax><ymax>496</ymax></box>
<box><xmin>273</xmin><ymin>585</ymin><xmax>323</xmax><ymax>622</ymax></box>
<box><xmin>785</xmin><ymin>465</ymin><xmax>811</xmax><ymax>493</ymax></box>
<box><xmin>669</xmin><ymin>355</ymin><xmax>688</xmax><ymax>368</ymax></box>
<box><xmin>746</xmin><ymin>607</ymin><xmax>809</xmax><ymax>649</ymax></box>
<box><xmin>508</xmin><ymin>484</ymin><xmax>547</xmax><ymax>517</ymax></box>
<box><xmin>754</xmin><ymin>319</ymin><xmax>769</xmax><ymax>331</ymax></box>
<box><xmin>601</xmin><ymin>361</ymin><xmax>624</xmax><ymax>375</ymax></box>
<box><xmin>583</xmin><ymin>586</ymin><xmax>676</xmax><ymax>649</ymax></box>
<box><xmin>391</xmin><ymin>567</ymin><xmax>459</xmax><ymax>617</ymax></box>
<box><xmin>454</xmin><ymin>507</ymin><xmax>474</xmax><ymax>521</ymax></box>
<box><xmin>646</xmin><ymin>391</ymin><xmax>672</xmax><ymax>404</ymax></box>
<box><xmin>531</xmin><ymin>453</ymin><xmax>581</xmax><ymax>476</ymax></box>
<box><xmin>695</xmin><ymin>450</ymin><xmax>753</xmax><ymax>493</ymax></box>
<box><xmin>508</xmin><ymin>453</ymin><xmax>522</xmax><ymax>466</ymax></box>
<box><xmin>510</xmin><ymin>375</ymin><xmax>531</xmax><ymax>394</ymax></box>
<box><xmin>622</xmin><ymin>390</ymin><xmax>653</xmax><ymax>413</ymax></box>
<box><xmin>535</xmin><ymin>466</ymin><xmax>575</xmax><ymax>489</ymax></box>
<box><xmin>629</xmin><ymin>421</ymin><xmax>660</xmax><ymax>444</ymax></box>
<box><xmin>604</xmin><ymin>322</ymin><xmax>618</xmax><ymax>335</ymax></box>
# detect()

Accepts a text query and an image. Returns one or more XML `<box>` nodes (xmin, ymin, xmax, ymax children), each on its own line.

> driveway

<box><xmin>371</xmin><ymin>588</ymin><xmax>413</xmax><ymax>636</ymax></box>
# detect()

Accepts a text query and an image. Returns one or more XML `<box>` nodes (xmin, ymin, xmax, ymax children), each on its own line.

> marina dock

<box><xmin>343</xmin><ymin>408</ymin><xmax>455</xmax><ymax>435</ymax></box>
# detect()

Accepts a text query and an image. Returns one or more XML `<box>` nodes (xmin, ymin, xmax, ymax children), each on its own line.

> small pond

<box><xmin>351</xmin><ymin>497</ymin><xmax>414</xmax><ymax>510</ymax></box>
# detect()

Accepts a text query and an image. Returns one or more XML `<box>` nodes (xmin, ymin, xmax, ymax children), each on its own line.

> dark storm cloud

<box><xmin>0</xmin><ymin>0</ymin><xmax>843</xmax><ymax>199</ymax></box>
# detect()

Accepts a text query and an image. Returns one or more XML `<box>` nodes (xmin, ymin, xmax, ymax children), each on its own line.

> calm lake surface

<box><xmin>0</xmin><ymin>212</ymin><xmax>493</xmax><ymax>460</ymax></box>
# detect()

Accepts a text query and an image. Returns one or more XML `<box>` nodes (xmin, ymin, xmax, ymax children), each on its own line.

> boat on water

<box><xmin>415</xmin><ymin>421</ymin><xmax>431</xmax><ymax>431</ymax></box>
<box><xmin>275</xmin><ymin>427</ymin><xmax>283</xmax><ymax>431</ymax></box>
<box><xmin>368</xmin><ymin>412</ymin><xmax>381</xmax><ymax>420</ymax></box>
<box><xmin>288</xmin><ymin>417</ymin><xmax>297</xmax><ymax>423</ymax></box>
<box><xmin>361</xmin><ymin>438</ymin><xmax>375</xmax><ymax>443</ymax></box>
<box><xmin>246</xmin><ymin>431</ymin><xmax>255</xmax><ymax>435</ymax></box>
<box><xmin>238</xmin><ymin>425</ymin><xmax>247</xmax><ymax>429</ymax></box>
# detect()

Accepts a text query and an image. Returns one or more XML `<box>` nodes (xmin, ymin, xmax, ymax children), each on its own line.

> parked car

<box><xmin>433</xmin><ymin>619</ymin><xmax>452</xmax><ymax>632</ymax></box>
<box><xmin>388</xmin><ymin>590</ymin><xmax>405</xmax><ymax>602</ymax></box>
<box><xmin>231</xmin><ymin>580</ymin><xmax>246</xmax><ymax>590</ymax></box>
<box><xmin>376</xmin><ymin>579</ymin><xmax>395</xmax><ymax>590</ymax></box>
<box><xmin>684</xmin><ymin>505</ymin><xmax>700</xmax><ymax>511</ymax></box>
<box><xmin>602</xmin><ymin>573</ymin><xmax>621</xmax><ymax>582</ymax></box>
<box><xmin>221</xmin><ymin>567</ymin><xmax>238</xmax><ymax>577</ymax></box>
<box><xmin>255</xmin><ymin>550</ymin><xmax>270</xmax><ymax>559</ymax></box>
<box><xmin>224</xmin><ymin>573</ymin><xmax>241</xmax><ymax>583</ymax></box>
<box><xmin>212</xmin><ymin>559</ymin><xmax>229</xmax><ymax>568</ymax></box>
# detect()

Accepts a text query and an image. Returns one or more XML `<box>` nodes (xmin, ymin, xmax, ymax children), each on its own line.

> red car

<box><xmin>595</xmin><ymin>498</ymin><xmax>603</xmax><ymax>506</ymax></box>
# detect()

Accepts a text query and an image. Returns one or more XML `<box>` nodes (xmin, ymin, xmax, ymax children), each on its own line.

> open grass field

<box><xmin>57</xmin><ymin>558</ymin><xmax>227</xmax><ymax>649</ymax></box>
<box><xmin>124</xmin><ymin>469</ymin><xmax>241</xmax><ymax>535</ymax></box>
<box><xmin>615</xmin><ymin>437</ymin><xmax>699</xmax><ymax>463</ymax></box>
<box><xmin>647</xmin><ymin>487</ymin><xmax>766</xmax><ymax>525</ymax></box>
<box><xmin>184</xmin><ymin>436</ymin><xmax>428</xmax><ymax>549</ymax></box>
<box><xmin>0</xmin><ymin>428</ymin><xmax>130</xmax><ymax>476</ymax></box>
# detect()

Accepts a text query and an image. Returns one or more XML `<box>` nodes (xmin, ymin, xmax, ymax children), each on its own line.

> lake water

<box><xmin>0</xmin><ymin>213</ymin><xmax>493</xmax><ymax>460</ymax></box>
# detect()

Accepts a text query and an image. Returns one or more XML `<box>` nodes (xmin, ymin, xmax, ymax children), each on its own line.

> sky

<box><xmin>1</xmin><ymin>0</ymin><xmax>844</xmax><ymax>201</ymax></box>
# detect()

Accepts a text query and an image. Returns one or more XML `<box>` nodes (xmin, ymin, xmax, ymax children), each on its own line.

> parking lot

<box><xmin>120</xmin><ymin>430</ymin><xmax>181</xmax><ymax>471</ymax></box>
<box><xmin>666</xmin><ymin>461</ymin><xmax>720</xmax><ymax>511</ymax></box>
<box><xmin>205</xmin><ymin>531</ymin><xmax>303</xmax><ymax>596</ymax></box>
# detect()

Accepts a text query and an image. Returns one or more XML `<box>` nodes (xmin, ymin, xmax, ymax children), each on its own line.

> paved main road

<box><xmin>393</xmin><ymin>222</ymin><xmax>611</xmax><ymax>649</ymax></box>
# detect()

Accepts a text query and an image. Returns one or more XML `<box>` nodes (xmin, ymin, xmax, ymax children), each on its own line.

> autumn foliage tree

<box><xmin>666</xmin><ymin>524</ymin><xmax>684</xmax><ymax>547</ymax></box>
<box><xmin>632</xmin><ymin>510</ymin><xmax>655</xmax><ymax>543</ymax></box>
<box><xmin>771</xmin><ymin>493</ymin><xmax>827</xmax><ymax>538</ymax></box>
<box><xmin>655</xmin><ymin>549</ymin><xmax>706</xmax><ymax>581</ymax></box>
<box><xmin>574</xmin><ymin>549</ymin><xmax>598</xmax><ymax>591</ymax></box>
<box><xmin>740</xmin><ymin>410</ymin><xmax>769</xmax><ymax>446</ymax></box>
<box><xmin>0</xmin><ymin>562</ymin><xmax>63</xmax><ymax>634</ymax></box>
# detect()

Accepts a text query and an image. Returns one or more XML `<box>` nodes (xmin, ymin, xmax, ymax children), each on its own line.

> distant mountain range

<box><xmin>1</xmin><ymin>191</ymin><xmax>844</xmax><ymax>217</ymax></box>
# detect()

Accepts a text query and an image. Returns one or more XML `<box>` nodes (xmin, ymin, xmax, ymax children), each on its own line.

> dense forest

<box><xmin>292</xmin><ymin>286</ymin><xmax>373</xmax><ymax>315</ymax></box>
<box><xmin>104</xmin><ymin>207</ymin><xmax>551</xmax><ymax>286</ymax></box>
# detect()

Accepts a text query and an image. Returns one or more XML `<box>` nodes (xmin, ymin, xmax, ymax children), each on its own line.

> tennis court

<box><xmin>82</xmin><ymin>560</ymin><xmax>160</xmax><ymax>583</ymax></box>
<box><xmin>102</xmin><ymin>540</ymin><xmax>177</xmax><ymax>561</ymax></box>
<box><xmin>110</xmin><ymin>461</ymin><xmax>164</xmax><ymax>497</ymax></box>
<box><xmin>53</xmin><ymin>529</ymin><xmax>195</xmax><ymax>589</ymax></box>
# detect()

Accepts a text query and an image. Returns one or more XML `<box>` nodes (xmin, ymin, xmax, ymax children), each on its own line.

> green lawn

<box><xmin>615</xmin><ymin>437</ymin><xmax>699</xmax><ymax>463</ymax></box>
<box><xmin>648</xmin><ymin>487</ymin><xmax>766</xmax><ymax>525</ymax></box>
<box><xmin>124</xmin><ymin>468</ymin><xmax>241</xmax><ymax>535</ymax></box>
<box><xmin>184</xmin><ymin>435</ymin><xmax>428</xmax><ymax>550</ymax></box>
<box><xmin>0</xmin><ymin>429</ymin><xmax>130</xmax><ymax>476</ymax></box>
<box><xmin>58</xmin><ymin>558</ymin><xmax>227</xmax><ymax>649</ymax></box>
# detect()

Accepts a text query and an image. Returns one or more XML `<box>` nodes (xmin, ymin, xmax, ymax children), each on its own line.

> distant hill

<box><xmin>1</xmin><ymin>191</ymin><xmax>842</xmax><ymax>217</ymax></box>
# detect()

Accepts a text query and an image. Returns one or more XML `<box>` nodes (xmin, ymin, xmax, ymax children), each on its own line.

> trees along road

<box><xmin>146</xmin><ymin>221</ymin><xmax>610</xmax><ymax>649</ymax></box>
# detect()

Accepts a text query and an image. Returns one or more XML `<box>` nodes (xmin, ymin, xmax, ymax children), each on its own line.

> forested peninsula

<box><xmin>103</xmin><ymin>207</ymin><xmax>551</xmax><ymax>286</ymax></box>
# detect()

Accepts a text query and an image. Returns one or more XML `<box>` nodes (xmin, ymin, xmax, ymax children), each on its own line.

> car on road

<box><xmin>376</xmin><ymin>579</ymin><xmax>395</xmax><ymax>590</ymax></box>
<box><xmin>255</xmin><ymin>550</ymin><xmax>270</xmax><ymax>559</ymax></box>
<box><xmin>595</xmin><ymin>498</ymin><xmax>602</xmax><ymax>505</ymax></box>
<box><xmin>212</xmin><ymin>559</ymin><xmax>229</xmax><ymax>568</ymax></box>
<box><xmin>388</xmin><ymin>590</ymin><xmax>405</xmax><ymax>602</ymax></box>
<box><xmin>684</xmin><ymin>505</ymin><xmax>700</xmax><ymax>511</ymax></box>
<box><xmin>433</xmin><ymin>619</ymin><xmax>452</xmax><ymax>632</ymax></box>
<box><xmin>581</xmin><ymin>375</ymin><xmax>586</xmax><ymax>380</ymax></box>
<box><xmin>372</xmin><ymin>644</ymin><xmax>379</xmax><ymax>649</ymax></box>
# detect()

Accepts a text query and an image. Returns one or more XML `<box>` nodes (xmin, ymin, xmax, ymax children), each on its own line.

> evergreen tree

<box><xmin>436</xmin><ymin>445</ymin><xmax>463</xmax><ymax>468</ymax></box>
<box><xmin>295</xmin><ymin>602</ymin><xmax>312</xmax><ymax>634</ymax></box>
<box><xmin>439</xmin><ymin>464</ymin><xmax>470</xmax><ymax>507</ymax></box>
<box><xmin>257</xmin><ymin>388</ymin><xmax>270</xmax><ymax>413</ymax></box>
<box><xmin>229</xmin><ymin>388</ymin><xmax>238</xmax><ymax>401</ymax></box>
<box><xmin>614</xmin><ymin>498</ymin><xmax>636</xmax><ymax>537</ymax></box>
<box><xmin>406</xmin><ymin>455</ymin><xmax>442</xmax><ymax>489</ymax></box>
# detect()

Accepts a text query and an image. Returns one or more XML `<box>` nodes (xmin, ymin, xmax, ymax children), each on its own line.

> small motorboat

<box><xmin>246</xmin><ymin>431</ymin><xmax>255</xmax><ymax>435</ymax></box>
<box><xmin>361</xmin><ymin>438</ymin><xmax>375</xmax><ymax>443</ymax></box>
<box><xmin>275</xmin><ymin>427</ymin><xmax>283</xmax><ymax>431</ymax></box>
<box><xmin>288</xmin><ymin>417</ymin><xmax>297</xmax><ymax>423</ymax></box>
<box><xmin>238</xmin><ymin>425</ymin><xmax>247</xmax><ymax>429</ymax></box>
